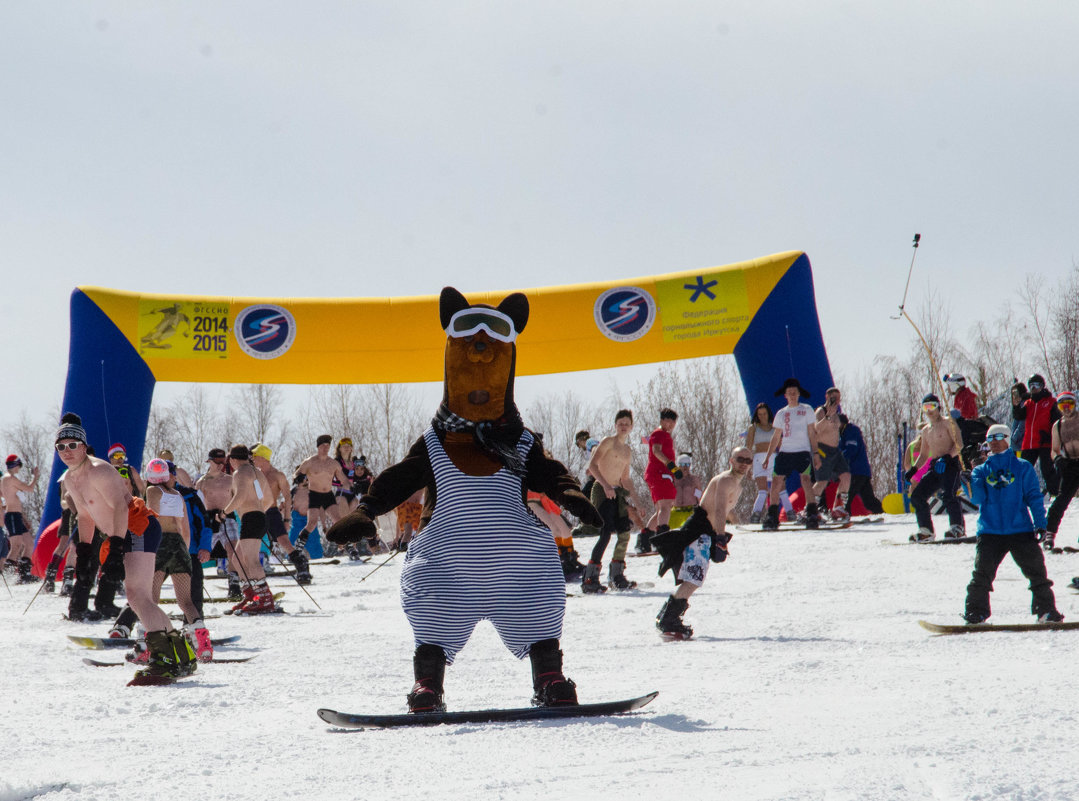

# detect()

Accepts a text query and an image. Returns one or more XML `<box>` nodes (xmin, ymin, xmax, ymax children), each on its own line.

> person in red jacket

<box><xmin>1012</xmin><ymin>373</ymin><xmax>1061</xmax><ymax>496</ymax></box>
<box><xmin>944</xmin><ymin>374</ymin><xmax>978</xmax><ymax>420</ymax></box>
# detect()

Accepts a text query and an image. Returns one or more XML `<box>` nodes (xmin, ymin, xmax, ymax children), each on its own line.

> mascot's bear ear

<box><xmin>497</xmin><ymin>293</ymin><xmax>529</xmax><ymax>335</ymax></box>
<box><xmin>439</xmin><ymin>287</ymin><xmax>471</xmax><ymax>330</ymax></box>
<box><xmin>439</xmin><ymin>286</ymin><xmax>530</xmax><ymax>336</ymax></box>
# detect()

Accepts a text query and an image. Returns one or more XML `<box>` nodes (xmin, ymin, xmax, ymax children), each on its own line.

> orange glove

<box><xmin>99</xmin><ymin>538</ymin><xmax>111</xmax><ymax>565</ymax></box>
<box><xmin>127</xmin><ymin>497</ymin><xmax>156</xmax><ymax>536</ymax></box>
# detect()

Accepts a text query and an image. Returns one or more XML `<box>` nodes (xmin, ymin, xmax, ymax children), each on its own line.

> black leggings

<box><xmin>1047</xmin><ymin>458</ymin><xmax>1079</xmax><ymax>533</ymax></box>
<box><xmin>845</xmin><ymin>475</ymin><xmax>884</xmax><ymax>515</ymax></box>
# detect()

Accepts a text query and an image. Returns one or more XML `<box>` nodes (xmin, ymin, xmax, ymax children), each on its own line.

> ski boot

<box><xmin>656</xmin><ymin>595</ymin><xmax>693</xmax><ymax>640</ymax></box>
<box><xmin>125</xmin><ymin>627</ymin><xmax>149</xmax><ymax>664</ymax></box>
<box><xmin>43</xmin><ymin>555</ymin><xmax>62</xmax><ymax>593</ymax></box>
<box><xmin>1037</xmin><ymin>610</ymin><xmax>1065</xmax><ymax>623</ymax></box>
<box><xmin>529</xmin><ymin>638</ymin><xmax>578</xmax><ymax>707</ymax></box>
<box><xmin>909</xmin><ymin>528</ymin><xmax>934</xmax><ymax>543</ymax></box>
<box><xmin>1041</xmin><ymin>530</ymin><xmax>1056</xmax><ymax>552</ymax></box>
<box><xmin>761</xmin><ymin>505</ymin><xmax>780</xmax><ymax>531</ymax></box>
<box><xmin>607</xmin><ymin>560</ymin><xmax>637</xmax><ymax>591</ymax></box>
<box><xmin>94</xmin><ymin>576</ymin><xmax>123</xmax><ymax>619</ymax></box>
<box><xmin>226</xmin><ymin>572</ymin><xmax>243</xmax><ymax>602</ymax></box>
<box><xmin>243</xmin><ymin>580</ymin><xmax>277</xmax><ymax>614</ymax></box>
<box><xmin>66</xmin><ymin>542</ymin><xmax>103</xmax><ymax>621</ymax></box>
<box><xmin>580</xmin><ymin>562</ymin><xmax>607</xmax><ymax>594</ymax></box>
<box><xmin>184</xmin><ymin>620</ymin><xmax>214</xmax><ymax>663</ymax></box>
<box><xmin>963</xmin><ymin>610</ymin><xmax>989</xmax><ymax>625</ymax></box>
<box><xmin>168</xmin><ymin>630</ymin><xmax>198</xmax><ymax>677</ymax></box>
<box><xmin>129</xmin><ymin>630</ymin><xmax>183</xmax><ymax>685</ymax></box>
<box><xmin>16</xmin><ymin>557</ymin><xmax>40</xmax><ymax>584</ymax></box>
<box><xmin>230</xmin><ymin>582</ymin><xmax>256</xmax><ymax>613</ymax></box>
<box><xmin>288</xmin><ymin>548</ymin><xmax>312</xmax><ymax>585</ymax></box>
<box><xmin>59</xmin><ymin>566</ymin><xmax>75</xmax><ymax>597</ymax></box>
<box><xmin>407</xmin><ymin>644</ymin><xmax>447</xmax><ymax>713</ymax></box>
<box><xmin>749</xmin><ymin>511</ymin><xmax>762</xmax><ymax>524</ymax></box>
<box><xmin>830</xmin><ymin>500</ymin><xmax>850</xmax><ymax>523</ymax></box>
<box><xmin>216</xmin><ymin>559</ymin><xmax>229</xmax><ymax>578</ymax></box>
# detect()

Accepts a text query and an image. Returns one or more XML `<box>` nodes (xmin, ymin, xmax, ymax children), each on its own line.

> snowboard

<box><xmin>918</xmin><ymin>619</ymin><xmax>1079</xmax><ymax>635</ymax></box>
<box><xmin>1049</xmin><ymin>547</ymin><xmax>1079</xmax><ymax>555</ymax></box>
<box><xmin>317</xmin><ymin>692</ymin><xmax>658</xmax><ymax>729</ymax></box>
<box><xmin>84</xmin><ymin>656</ymin><xmax>255</xmax><ymax>667</ymax></box>
<box><xmin>68</xmin><ymin>634</ymin><xmax>241</xmax><ymax>650</ymax></box>
<box><xmin>884</xmin><ymin>536</ymin><xmax>978</xmax><ymax>546</ymax></box>
<box><xmin>659</xmin><ymin>630</ymin><xmax>693</xmax><ymax>642</ymax></box>
<box><xmin>567</xmin><ymin>581</ymin><xmax>656</xmax><ymax>596</ymax></box>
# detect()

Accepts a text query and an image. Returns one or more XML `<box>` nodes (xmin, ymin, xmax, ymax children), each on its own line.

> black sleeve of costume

<box><xmin>359</xmin><ymin>436</ymin><xmax>434</xmax><ymax>517</ymax></box>
<box><xmin>523</xmin><ymin>439</ymin><xmax>602</xmax><ymax>526</ymax></box>
<box><xmin>652</xmin><ymin>506</ymin><xmax>719</xmax><ymax>578</ymax></box>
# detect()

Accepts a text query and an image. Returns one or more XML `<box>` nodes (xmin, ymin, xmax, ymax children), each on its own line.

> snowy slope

<box><xmin>3</xmin><ymin>513</ymin><xmax>1079</xmax><ymax>801</ymax></box>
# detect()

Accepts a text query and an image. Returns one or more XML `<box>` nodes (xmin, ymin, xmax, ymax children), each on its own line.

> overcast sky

<box><xmin>3</xmin><ymin>2</ymin><xmax>1078</xmax><ymax>439</ymax></box>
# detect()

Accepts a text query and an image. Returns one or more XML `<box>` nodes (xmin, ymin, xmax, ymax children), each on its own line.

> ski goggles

<box><xmin>921</xmin><ymin>402</ymin><xmax>939</xmax><ymax>412</ymax></box>
<box><xmin>1029</xmin><ymin>381</ymin><xmax>1044</xmax><ymax>390</ymax></box>
<box><xmin>985</xmin><ymin>433</ymin><xmax>1009</xmax><ymax>442</ymax></box>
<box><xmin>1058</xmin><ymin>399</ymin><xmax>1076</xmax><ymax>411</ymax></box>
<box><xmin>445</xmin><ymin>308</ymin><xmax>518</xmax><ymax>343</ymax></box>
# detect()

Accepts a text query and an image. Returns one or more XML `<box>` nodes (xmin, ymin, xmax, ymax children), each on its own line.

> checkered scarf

<box><xmin>432</xmin><ymin>403</ymin><xmax>527</xmax><ymax>476</ymax></box>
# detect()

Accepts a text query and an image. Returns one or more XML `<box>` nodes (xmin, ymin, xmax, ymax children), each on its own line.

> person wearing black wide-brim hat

<box><xmin>761</xmin><ymin>379</ymin><xmax>822</xmax><ymax>530</ymax></box>
<box><xmin>773</xmin><ymin>377</ymin><xmax>811</xmax><ymax>399</ymax></box>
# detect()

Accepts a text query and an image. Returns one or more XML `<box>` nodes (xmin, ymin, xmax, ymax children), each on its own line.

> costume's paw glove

<box><xmin>558</xmin><ymin>489</ymin><xmax>603</xmax><ymax>528</ymax></box>
<box><xmin>666</xmin><ymin>461</ymin><xmax>683</xmax><ymax>480</ymax></box>
<box><xmin>709</xmin><ymin>532</ymin><xmax>732</xmax><ymax>563</ymax></box>
<box><xmin>326</xmin><ymin>506</ymin><xmax>376</xmax><ymax>544</ymax></box>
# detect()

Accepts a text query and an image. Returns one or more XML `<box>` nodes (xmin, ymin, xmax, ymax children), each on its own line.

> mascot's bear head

<box><xmin>439</xmin><ymin>287</ymin><xmax>529</xmax><ymax>423</ymax></box>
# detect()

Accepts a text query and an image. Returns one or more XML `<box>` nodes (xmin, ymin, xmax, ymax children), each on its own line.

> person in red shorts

<box><xmin>636</xmin><ymin>408</ymin><xmax>681</xmax><ymax>554</ymax></box>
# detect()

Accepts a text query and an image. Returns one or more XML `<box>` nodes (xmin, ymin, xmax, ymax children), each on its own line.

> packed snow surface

<box><xmin>4</xmin><ymin>513</ymin><xmax>1079</xmax><ymax>801</ymax></box>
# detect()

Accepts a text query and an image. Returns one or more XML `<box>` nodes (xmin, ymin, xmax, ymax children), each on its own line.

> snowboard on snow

<box><xmin>884</xmin><ymin>536</ymin><xmax>978</xmax><ymax>546</ymax></box>
<box><xmin>566</xmin><ymin>581</ymin><xmax>656</xmax><ymax>596</ymax></box>
<box><xmin>68</xmin><ymin>634</ymin><xmax>241</xmax><ymax>650</ymax></box>
<box><xmin>317</xmin><ymin>692</ymin><xmax>658</xmax><ymax>729</ymax></box>
<box><xmin>736</xmin><ymin>521</ymin><xmax>854</xmax><ymax>533</ymax></box>
<box><xmin>84</xmin><ymin>656</ymin><xmax>255</xmax><ymax>667</ymax></box>
<box><xmin>918</xmin><ymin>619</ymin><xmax>1079</xmax><ymax>635</ymax></box>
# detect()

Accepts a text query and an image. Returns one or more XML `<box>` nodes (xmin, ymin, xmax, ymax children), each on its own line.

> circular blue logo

<box><xmin>234</xmin><ymin>304</ymin><xmax>296</xmax><ymax>360</ymax></box>
<box><xmin>594</xmin><ymin>287</ymin><xmax>656</xmax><ymax>342</ymax></box>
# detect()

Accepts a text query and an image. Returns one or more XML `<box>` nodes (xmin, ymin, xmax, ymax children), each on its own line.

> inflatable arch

<box><xmin>42</xmin><ymin>250</ymin><xmax>833</xmax><ymax>534</ymax></box>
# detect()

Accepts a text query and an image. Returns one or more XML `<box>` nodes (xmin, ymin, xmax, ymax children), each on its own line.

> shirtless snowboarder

<box><xmin>907</xmin><ymin>394</ymin><xmax>966</xmax><ymax>541</ymax></box>
<box><xmin>652</xmin><ymin>446</ymin><xmax>752</xmax><ymax>639</ymax></box>
<box><xmin>223</xmin><ymin>444</ymin><xmax>277</xmax><ymax>614</ymax></box>
<box><xmin>581</xmin><ymin>409</ymin><xmax>647</xmax><ymax>593</ymax></box>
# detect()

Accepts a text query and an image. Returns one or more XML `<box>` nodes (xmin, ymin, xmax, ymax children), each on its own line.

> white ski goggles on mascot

<box><xmin>445</xmin><ymin>308</ymin><xmax>518</xmax><ymax>343</ymax></box>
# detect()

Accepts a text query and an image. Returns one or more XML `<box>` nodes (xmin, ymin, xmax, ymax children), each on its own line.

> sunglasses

<box><xmin>445</xmin><ymin>308</ymin><xmax>518</xmax><ymax>343</ymax></box>
<box><xmin>734</xmin><ymin>456</ymin><xmax>753</xmax><ymax>465</ymax></box>
<box><xmin>986</xmin><ymin>433</ymin><xmax>1009</xmax><ymax>442</ymax></box>
<box><xmin>56</xmin><ymin>442</ymin><xmax>83</xmax><ymax>451</ymax></box>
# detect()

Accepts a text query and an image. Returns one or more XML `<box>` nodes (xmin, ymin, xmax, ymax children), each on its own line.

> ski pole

<box><xmin>357</xmin><ymin>548</ymin><xmax>400</xmax><ymax>584</ymax></box>
<box><xmin>266</xmin><ymin>543</ymin><xmax>322</xmax><ymax>610</ymax></box>
<box><xmin>1</xmin><ymin>565</ymin><xmax>13</xmax><ymax>599</ymax></box>
<box><xmin>21</xmin><ymin>571</ymin><xmax>47</xmax><ymax>613</ymax></box>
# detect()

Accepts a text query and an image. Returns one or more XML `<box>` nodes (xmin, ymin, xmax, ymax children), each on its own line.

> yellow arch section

<box><xmin>81</xmin><ymin>250</ymin><xmax>801</xmax><ymax>384</ymax></box>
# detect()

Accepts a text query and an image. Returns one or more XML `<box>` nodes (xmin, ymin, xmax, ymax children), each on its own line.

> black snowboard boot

<box><xmin>804</xmin><ymin>503</ymin><xmax>820</xmax><ymax>530</ymax></box>
<box><xmin>656</xmin><ymin>595</ymin><xmax>693</xmax><ymax>639</ymax></box>
<box><xmin>635</xmin><ymin>528</ymin><xmax>655</xmax><ymax>554</ymax></box>
<box><xmin>94</xmin><ymin>576</ymin><xmax>123</xmax><ymax>618</ymax></box>
<box><xmin>407</xmin><ymin>644</ymin><xmax>447</xmax><ymax>713</ymax></box>
<box><xmin>607</xmin><ymin>560</ymin><xmax>637</xmax><ymax>591</ymax></box>
<box><xmin>581</xmin><ymin>562</ymin><xmax>607</xmax><ymax>594</ymax></box>
<box><xmin>558</xmin><ymin>545</ymin><xmax>585</xmax><ymax>579</ymax></box>
<box><xmin>43</xmin><ymin>554</ymin><xmax>62</xmax><ymax>593</ymax></box>
<box><xmin>761</xmin><ymin>505</ymin><xmax>780</xmax><ymax>531</ymax></box>
<box><xmin>288</xmin><ymin>548</ymin><xmax>312</xmax><ymax>585</ymax></box>
<box><xmin>529</xmin><ymin>638</ymin><xmax>578</xmax><ymax>707</ymax></box>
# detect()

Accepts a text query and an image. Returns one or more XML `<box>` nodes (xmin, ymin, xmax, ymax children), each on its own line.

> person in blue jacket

<box><xmin>963</xmin><ymin>424</ymin><xmax>1063</xmax><ymax>624</ymax></box>
<box><xmin>837</xmin><ymin>415</ymin><xmax>884</xmax><ymax>515</ymax></box>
